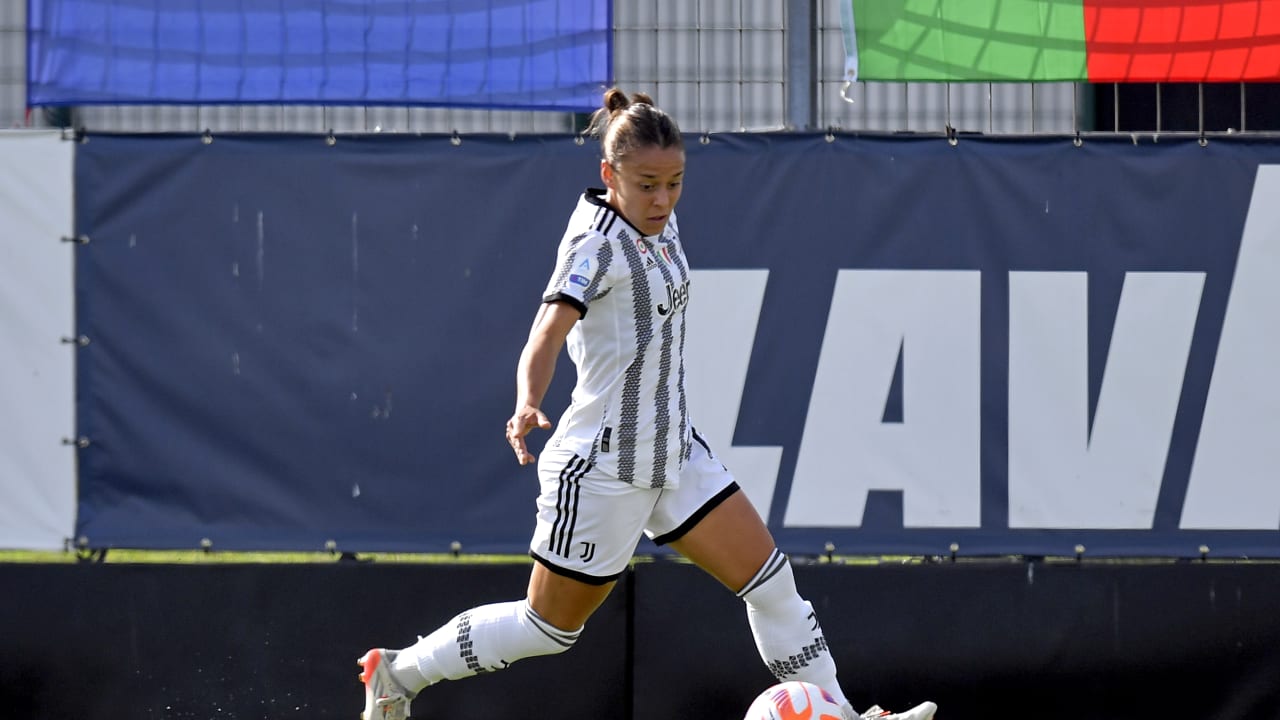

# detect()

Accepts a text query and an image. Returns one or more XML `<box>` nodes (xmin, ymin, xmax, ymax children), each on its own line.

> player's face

<box><xmin>601</xmin><ymin>145</ymin><xmax>685</xmax><ymax>237</ymax></box>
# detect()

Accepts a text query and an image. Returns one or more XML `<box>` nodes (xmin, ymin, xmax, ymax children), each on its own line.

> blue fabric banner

<box><xmin>27</xmin><ymin>0</ymin><xmax>611</xmax><ymax>109</ymax></box>
<box><xmin>72</xmin><ymin>132</ymin><xmax>1280</xmax><ymax>557</ymax></box>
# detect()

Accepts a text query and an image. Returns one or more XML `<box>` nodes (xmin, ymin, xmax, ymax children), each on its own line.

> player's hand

<box><xmin>506</xmin><ymin>405</ymin><xmax>552</xmax><ymax>465</ymax></box>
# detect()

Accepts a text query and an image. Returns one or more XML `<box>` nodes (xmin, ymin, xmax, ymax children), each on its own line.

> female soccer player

<box><xmin>358</xmin><ymin>87</ymin><xmax>936</xmax><ymax>720</ymax></box>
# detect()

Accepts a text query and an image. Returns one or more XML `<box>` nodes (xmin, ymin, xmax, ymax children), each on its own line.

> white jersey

<box><xmin>540</xmin><ymin>188</ymin><xmax>693</xmax><ymax>489</ymax></box>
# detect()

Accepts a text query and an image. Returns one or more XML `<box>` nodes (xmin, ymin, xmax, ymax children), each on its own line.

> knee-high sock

<box><xmin>390</xmin><ymin>599</ymin><xmax>581</xmax><ymax>692</ymax></box>
<box><xmin>738</xmin><ymin>549</ymin><xmax>851</xmax><ymax>709</ymax></box>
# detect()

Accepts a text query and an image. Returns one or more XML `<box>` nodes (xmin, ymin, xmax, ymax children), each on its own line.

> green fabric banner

<box><xmin>846</xmin><ymin>0</ymin><xmax>1088</xmax><ymax>82</ymax></box>
<box><xmin>844</xmin><ymin>0</ymin><xmax>1280</xmax><ymax>83</ymax></box>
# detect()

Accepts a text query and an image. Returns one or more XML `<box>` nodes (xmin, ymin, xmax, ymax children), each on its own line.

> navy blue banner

<box><xmin>73</xmin><ymin>133</ymin><xmax>1280</xmax><ymax>556</ymax></box>
<box><xmin>28</xmin><ymin>0</ymin><xmax>610</xmax><ymax>110</ymax></box>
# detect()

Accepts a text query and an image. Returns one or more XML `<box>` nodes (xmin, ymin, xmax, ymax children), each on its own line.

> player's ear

<box><xmin>600</xmin><ymin>159</ymin><xmax>615</xmax><ymax>189</ymax></box>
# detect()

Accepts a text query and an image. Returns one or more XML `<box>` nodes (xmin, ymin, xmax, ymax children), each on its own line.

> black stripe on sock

<box><xmin>736</xmin><ymin>548</ymin><xmax>787</xmax><ymax>598</ymax></box>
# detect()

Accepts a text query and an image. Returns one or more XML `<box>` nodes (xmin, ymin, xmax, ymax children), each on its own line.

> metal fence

<box><xmin>2</xmin><ymin>0</ymin><xmax>1277</xmax><ymax>135</ymax></box>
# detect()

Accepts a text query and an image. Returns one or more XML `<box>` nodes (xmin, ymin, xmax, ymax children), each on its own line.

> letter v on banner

<box><xmin>1007</xmin><ymin>271</ymin><xmax>1202</xmax><ymax>529</ymax></box>
<box><xmin>1182</xmin><ymin>166</ymin><xmax>1280</xmax><ymax>530</ymax></box>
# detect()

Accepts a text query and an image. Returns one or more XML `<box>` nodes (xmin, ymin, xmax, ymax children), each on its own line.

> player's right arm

<box><xmin>506</xmin><ymin>300</ymin><xmax>581</xmax><ymax>465</ymax></box>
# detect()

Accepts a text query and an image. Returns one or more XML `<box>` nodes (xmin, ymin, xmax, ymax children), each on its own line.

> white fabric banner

<box><xmin>0</xmin><ymin>130</ymin><xmax>75</xmax><ymax>550</ymax></box>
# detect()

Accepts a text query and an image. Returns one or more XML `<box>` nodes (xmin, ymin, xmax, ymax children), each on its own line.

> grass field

<box><xmin>1</xmin><ymin>548</ymin><xmax>1217</xmax><ymax>566</ymax></box>
<box><xmin>0</xmin><ymin>548</ymin><xmax>534</xmax><ymax>564</ymax></box>
<box><xmin>0</xmin><ymin>548</ymin><xmax>911</xmax><ymax>566</ymax></box>
<box><xmin>5</xmin><ymin>544</ymin><xmax>1262</xmax><ymax>566</ymax></box>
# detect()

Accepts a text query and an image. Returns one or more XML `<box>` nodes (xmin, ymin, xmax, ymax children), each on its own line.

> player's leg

<box><xmin>525</xmin><ymin>558</ymin><xmax>615</xmax><ymax>630</ymax></box>
<box><xmin>360</xmin><ymin>449</ymin><xmax>652</xmax><ymax>719</ymax></box>
<box><xmin>359</xmin><ymin>571</ymin><xmax>604</xmax><ymax>720</ymax></box>
<box><xmin>651</xmin><ymin>433</ymin><xmax>854</xmax><ymax>713</ymax></box>
<box><xmin>653</xmin><ymin>435</ymin><xmax>937</xmax><ymax>720</ymax></box>
<box><xmin>667</xmin><ymin>493</ymin><xmax>853</xmax><ymax>706</ymax></box>
<box><xmin>663</xmin><ymin>488</ymin><xmax>774</xmax><ymax>589</ymax></box>
<box><xmin>384</xmin><ymin>566</ymin><xmax>610</xmax><ymax>690</ymax></box>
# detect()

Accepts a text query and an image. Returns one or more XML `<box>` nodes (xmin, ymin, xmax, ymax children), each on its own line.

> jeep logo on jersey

<box><xmin>657</xmin><ymin>280</ymin><xmax>690</xmax><ymax>316</ymax></box>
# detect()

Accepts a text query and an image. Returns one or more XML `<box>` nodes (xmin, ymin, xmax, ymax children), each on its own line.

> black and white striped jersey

<box><xmin>540</xmin><ymin>188</ymin><xmax>693</xmax><ymax>489</ymax></box>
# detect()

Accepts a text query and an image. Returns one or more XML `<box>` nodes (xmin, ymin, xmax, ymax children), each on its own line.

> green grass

<box><xmin>0</xmin><ymin>549</ymin><xmax>533</xmax><ymax>564</ymax></box>
<box><xmin>3</xmin><ymin>549</ymin><xmax>1257</xmax><ymax>565</ymax></box>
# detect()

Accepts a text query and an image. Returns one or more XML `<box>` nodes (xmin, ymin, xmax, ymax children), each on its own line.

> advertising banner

<box><xmin>73</xmin><ymin>132</ymin><xmax>1280</xmax><ymax>556</ymax></box>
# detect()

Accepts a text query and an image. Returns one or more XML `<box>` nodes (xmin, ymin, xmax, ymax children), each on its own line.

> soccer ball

<box><xmin>743</xmin><ymin>680</ymin><xmax>846</xmax><ymax>720</ymax></box>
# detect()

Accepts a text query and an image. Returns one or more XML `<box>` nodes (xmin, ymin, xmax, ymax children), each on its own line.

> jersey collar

<box><xmin>583</xmin><ymin>188</ymin><xmax>667</xmax><ymax>242</ymax></box>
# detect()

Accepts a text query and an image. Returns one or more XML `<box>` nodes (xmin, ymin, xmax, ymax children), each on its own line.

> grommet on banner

<box><xmin>325</xmin><ymin>539</ymin><xmax>338</xmax><ymax>556</ymax></box>
<box><xmin>825</xmin><ymin>127</ymin><xmax>835</xmax><ymax>143</ymax></box>
<box><xmin>325</xmin><ymin>130</ymin><xmax>337</xmax><ymax>146</ymax></box>
<box><xmin>200</xmin><ymin>537</ymin><xmax>213</xmax><ymax>554</ymax></box>
<box><xmin>949</xmin><ymin>542</ymin><xmax>960</xmax><ymax>562</ymax></box>
<box><xmin>1074</xmin><ymin>544</ymin><xmax>1086</xmax><ymax>562</ymax></box>
<box><xmin>61</xmin><ymin>436</ymin><xmax>90</xmax><ymax>448</ymax></box>
<box><xmin>1073</xmin><ymin>133</ymin><xmax>1083</xmax><ymax>148</ymax></box>
<box><xmin>823</xmin><ymin>541</ymin><xmax>835</xmax><ymax>563</ymax></box>
<box><xmin>573</xmin><ymin>135</ymin><xmax>585</xmax><ymax>146</ymax></box>
<box><xmin>699</xmin><ymin>132</ymin><xmax>710</xmax><ymax>145</ymax></box>
<box><xmin>60</xmin><ymin>335</ymin><xmax>90</xmax><ymax>347</ymax></box>
<box><xmin>946</xmin><ymin>124</ymin><xmax>958</xmax><ymax>147</ymax></box>
<box><xmin>1199</xmin><ymin>544</ymin><xmax>1210</xmax><ymax>561</ymax></box>
<box><xmin>61</xmin><ymin>234</ymin><xmax>90</xmax><ymax>244</ymax></box>
<box><xmin>450</xmin><ymin>540</ymin><xmax>463</xmax><ymax>558</ymax></box>
<box><xmin>1198</xmin><ymin>135</ymin><xmax>1209</xmax><ymax>147</ymax></box>
<box><xmin>450</xmin><ymin>130</ymin><xmax>462</xmax><ymax>146</ymax></box>
<box><xmin>201</xmin><ymin>129</ymin><xmax>213</xmax><ymax>145</ymax></box>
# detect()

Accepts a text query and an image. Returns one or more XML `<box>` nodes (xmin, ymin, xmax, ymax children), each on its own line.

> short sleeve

<box><xmin>542</xmin><ymin>231</ymin><xmax>615</xmax><ymax>318</ymax></box>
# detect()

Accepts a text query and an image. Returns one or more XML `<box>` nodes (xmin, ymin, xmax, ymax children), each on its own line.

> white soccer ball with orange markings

<box><xmin>743</xmin><ymin>681</ymin><xmax>846</xmax><ymax>720</ymax></box>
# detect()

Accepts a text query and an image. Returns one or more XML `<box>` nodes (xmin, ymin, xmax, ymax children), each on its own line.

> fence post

<box><xmin>786</xmin><ymin>0</ymin><xmax>817</xmax><ymax>130</ymax></box>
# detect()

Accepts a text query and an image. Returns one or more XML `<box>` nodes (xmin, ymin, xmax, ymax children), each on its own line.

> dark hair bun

<box><xmin>604</xmin><ymin>87</ymin><xmax>631</xmax><ymax>116</ymax></box>
<box><xmin>585</xmin><ymin>86</ymin><xmax>683</xmax><ymax>163</ymax></box>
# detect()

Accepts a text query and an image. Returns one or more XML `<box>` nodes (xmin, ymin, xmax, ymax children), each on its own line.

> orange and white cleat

<box><xmin>357</xmin><ymin>648</ymin><xmax>415</xmax><ymax>720</ymax></box>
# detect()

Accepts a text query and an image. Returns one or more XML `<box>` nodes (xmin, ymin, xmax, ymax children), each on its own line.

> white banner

<box><xmin>0</xmin><ymin>130</ymin><xmax>75</xmax><ymax>550</ymax></box>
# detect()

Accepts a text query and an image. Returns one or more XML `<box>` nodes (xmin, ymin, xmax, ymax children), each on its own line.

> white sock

<box><xmin>390</xmin><ymin>599</ymin><xmax>581</xmax><ymax>692</ymax></box>
<box><xmin>738</xmin><ymin>549</ymin><xmax>852</xmax><ymax>709</ymax></box>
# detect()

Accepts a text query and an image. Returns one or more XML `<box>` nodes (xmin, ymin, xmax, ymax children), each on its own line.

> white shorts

<box><xmin>529</xmin><ymin>432</ymin><xmax>739</xmax><ymax>584</ymax></box>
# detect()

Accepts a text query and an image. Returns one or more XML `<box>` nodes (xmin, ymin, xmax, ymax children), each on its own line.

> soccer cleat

<box><xmin>357</xmin><ymin>648</ymin><xmax>416</xmax><ymax>720</ymax></box>
<box><xmin>857</xmin><ymin>701</ymin><xmax>938</xmax><ymax>720</ymax></box>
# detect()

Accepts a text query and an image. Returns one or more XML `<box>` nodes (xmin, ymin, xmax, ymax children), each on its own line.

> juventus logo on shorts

<box><xmin>578</xmin><ymin>541</ymin><xmax>596</xmax><ymax>562</ymax></box>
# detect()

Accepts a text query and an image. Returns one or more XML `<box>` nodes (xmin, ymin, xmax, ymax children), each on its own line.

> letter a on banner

<box><xmin>786</xmin><ymin>270</ymin><xmax>981</xmax><ymax>529</ymax></box>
